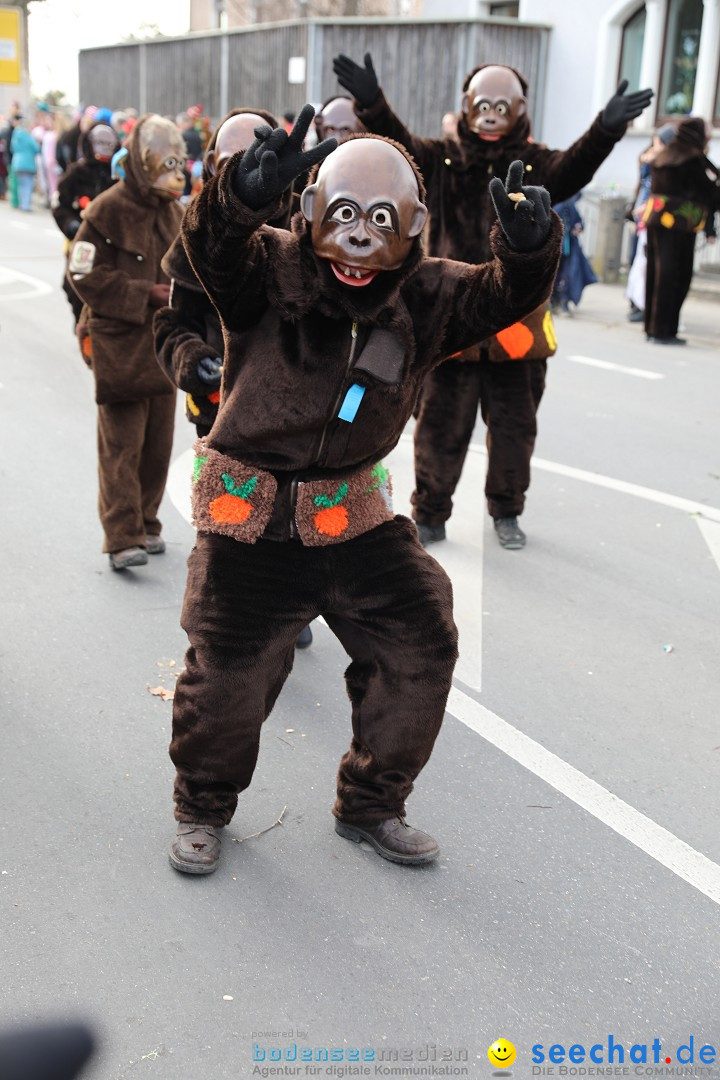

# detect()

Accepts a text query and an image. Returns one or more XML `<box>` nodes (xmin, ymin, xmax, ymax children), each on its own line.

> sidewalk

<box><xmin>568</xmin><ymin>279</ymin><xmax>719</xmax><ymax>346</ymax></box>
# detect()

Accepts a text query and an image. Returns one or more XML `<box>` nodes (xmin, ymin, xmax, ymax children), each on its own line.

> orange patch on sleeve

<box><xmin>495</xmin><ymin>321</ymin><xmax>535</xmax><ymax>359</ymax></box>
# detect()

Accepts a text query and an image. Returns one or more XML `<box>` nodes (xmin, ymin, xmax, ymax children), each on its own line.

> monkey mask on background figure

<box><xmin>88</xmin><ymin>124</ymin><xmax>120</xmax><ymax>163</ymax></box>
<box><xmin>314</xmin><ymin>97</ymin><xmax>366</xmax><ymax>144</ymax></box>
<box><xmin>300</xmin><ymin>138</ymin><xmax>427</xmax><ymax>287</ymax></box>
<box><xmin>139</xmin><ymin>116</ymin><xmax>187</xmax><ymax>199</ymax></box>
<box><xmin>462</xmin><ymin>65</ymin><xmax>527</xmax><ymax>142</ymax></box>
<box><xmin>205</xmin><ymin>113</ymin><xmax>271</xmax><ymax>175</ymax></box>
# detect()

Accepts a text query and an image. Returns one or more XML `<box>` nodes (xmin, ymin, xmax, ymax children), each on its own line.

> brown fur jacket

<box><xmin>68</xmin><ymin>116</ymin><xmax>182</xmax><ymax>404</ymax></box>
<box><xmin>181</xmin><ymin>152</ymin><xmax>563</xmax><ymax>540</ymax></box>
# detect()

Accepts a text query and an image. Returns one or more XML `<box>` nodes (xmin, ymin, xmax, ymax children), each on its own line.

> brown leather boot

<box><xmin>334</xmin><ymin>816</ymin><xmax>440</xmax><ymax>865</ymax></box>
<box><xmin>169</xmin><ymin>822</ymin><xmax>222</xmax><ymax>875</ymax></box>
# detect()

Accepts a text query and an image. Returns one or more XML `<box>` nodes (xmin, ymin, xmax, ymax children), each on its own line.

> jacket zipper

<box><xmin>291</xmin><ymin>320</ymin><xmax>359</xmax><ymax>538</ymax></box>
<box><xmin>289</xmin><ymin>477</ymin><xmax>299</xmax><ymax>539</ymax></box>
<box><xmin>313</xmin><ymin>319</ymin><xmax>359</xmax><ymax>467</ymax></box>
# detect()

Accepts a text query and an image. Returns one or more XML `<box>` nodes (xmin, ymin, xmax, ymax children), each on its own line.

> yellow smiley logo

<box><xmin>488</xmin><ymin>1039</ymin><xmax>516</xmax><ymax>1069</ymax></box>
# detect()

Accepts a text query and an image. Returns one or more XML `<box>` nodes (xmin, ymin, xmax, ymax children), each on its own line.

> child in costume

<box><xmin>168</xmin><ymin>106</ymin><xmax>562</xmax><ymax>875</ymax></box>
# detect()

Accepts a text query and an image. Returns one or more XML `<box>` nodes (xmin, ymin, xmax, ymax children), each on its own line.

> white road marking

<box><xmin>0</xmin><ymin>265</ymin><xmax>53</xmax><ymax>301</ymax></box>
<box><xmin>566</xmin><ymin>354</ymin><xmax>665</xmax><ymax>380</ymax></box>
<box><xmin>697</xmin><ymin>517</ymin><xmax>720</xmax><ymax>573</ymax></box>
<box><xmin>446</xmin><ymin>686</ymin><xmax>720</xmax><ymax>906</ymax></box>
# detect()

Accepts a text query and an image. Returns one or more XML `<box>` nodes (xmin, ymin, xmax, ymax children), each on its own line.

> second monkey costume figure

<box><xmin>334</xmin><ymin>54</ymin><xmax>652</xmax><ymax>548</ymax></box>
<box><xmin>168</xmin><ymin>107</ymin><xmax>563</xmax><ymax>875</ymax></box>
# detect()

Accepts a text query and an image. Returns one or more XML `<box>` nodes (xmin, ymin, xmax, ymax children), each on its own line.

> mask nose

<box><xmin>349</xmin><ymin>220</ymin><xmax>372</xmax><ymax>247</ymax></box>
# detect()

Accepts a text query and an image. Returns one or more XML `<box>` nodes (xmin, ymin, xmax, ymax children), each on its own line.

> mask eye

<box><xmin>164</xmin><ymin>157</ymin><xmax>185</xmax><ymax>171</ymax></box>
<box><xmin>330</xmin><ymin>203</ymin><xmax>357</xmax><ymax>224</ymax></box>
<box><xmin>478</xmin><ymin>101</ymin><xmax>491</xmax><ymax>114</ymax></box>
<box><xmin>495</xmin><ymin>103</ymin><xmax>508</xmax><ymax>116</ymax></box>
<box><xmin>370</xmin><ymin>207</ymin><xmax>393</xmax><ymax>229</ymax></box>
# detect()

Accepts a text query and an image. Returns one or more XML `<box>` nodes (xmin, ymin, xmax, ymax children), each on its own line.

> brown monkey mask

<box><xmin>88</xmin><ymin>124</ymin><xmax>119</xmax><ymax>163</ymax></box>
<box><xmin>300</xmin><ymin>138</ymin><xmax>427</xmax><ymax>288</ymax></box>
<box><xmin>206</xmin><ymin>113</ymin><xmax>269</xmax><ymax>175</ymax></box>
<box><xmin>314</xmin><ymin>97</ymin><xmax>365</xmax><ymax>144</ymax></box>
<box><xmin>462</xmin><ymin>66</ymin><xmax>526</xmax><ymax>142</ymax></box>
<box><xmin>139</xmin><ymin>116</ymin><xmax>187</xmax><ymax>200</ymax></box>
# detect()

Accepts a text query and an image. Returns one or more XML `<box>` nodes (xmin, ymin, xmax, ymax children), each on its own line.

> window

<box><xmin>489</xmin><ymin>2</ymin><xmax>519</xmax><ymax>15</ymax></box>
<box><xmin>658</xmin><ymin>0</ymin><xmax>704</xmax><ymax>116</ymax></box>
<box><xmin>619</xmin><ymin>6</ymin><xmax>646</xmax><ymax>93</ymax></box>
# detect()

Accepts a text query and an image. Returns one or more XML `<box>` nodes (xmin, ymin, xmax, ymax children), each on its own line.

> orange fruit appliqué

<box><xmin>314</xmin><ymin>505</ymin><xmax>349</xmax><ymax>537</ymax></box>
<box><xmin>209</xmin><ymin>493</ymin><xmax>253</xmax><ymax>524</ymax></box>
<box><xmin>495</xmin><ymin>321</ymin><xmax>535</xmax><ymax>359</ymax></box>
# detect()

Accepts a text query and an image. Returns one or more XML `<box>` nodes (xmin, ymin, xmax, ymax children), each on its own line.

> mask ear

<box><xmin>205</xmin><ymin>149</ymin><xmax>217</xmax><ymax>177</ymax></box>
<box><xmin>408</xmin><ymin>203</ymin><xmax>428</xmax><ymax>237</ymax></box>
<box><xmin>300</xmin><ymin>184</ymin><xmax>317</xmax><ymax>223</ymax></box>
<box><xmin>516</xmin><ymin>96</ymin><xmax>527</xmax><ymax>119</ymax></box>
<box><xmin>461</xmin><ymin>93</ymin><xmax>470</xmax><ymax>115</ymax></box>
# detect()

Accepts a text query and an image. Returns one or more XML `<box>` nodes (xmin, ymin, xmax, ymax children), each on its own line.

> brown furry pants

<box><xmin>97</xmin><ymin>394</ymin><xmax>176</xmax><ymax>553</ymax></box>
<box><xmin>170</xmin><ymin>518</ymin><xmax>458</xmax><ymax>827</ymax></box>
<box><xmin>411</xmin><ymin>354</ymin><xmax>547</xmax><ymax>524</ymax></box>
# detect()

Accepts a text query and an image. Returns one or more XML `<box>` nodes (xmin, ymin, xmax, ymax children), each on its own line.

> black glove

<box><xmin>197</xmin><ymin>356</ymin><xmax>222</xmax><ymax>386</ymax></box>
<box><xmin>601</xmin><ymin>79</ymin><xmax>654</xmax><ymax>133</ymax></box>
<box><xmin>332</xmin><ymin>53</ymin><xmax>380</xmax><ymax>109</ymax></box>
<box><xmin>232</xmin><ymin>104</ymin><xmax>337</xmax><ymax>210</ymax></box>
<box><xmin>489</xmin><ymin>160</ymin><xmax>552</xmax><ymax>253</ymax></box>
<box><xmin>66</xmin><ymin>219</ymin><xmax>81</xmax><ymax>238</ymax></box>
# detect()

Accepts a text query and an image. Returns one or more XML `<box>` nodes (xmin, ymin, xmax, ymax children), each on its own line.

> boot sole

<box><xmin>168</xmin><ymin>849</ymin><xmax>219</xmax><ymax>875</ymax></box>
<box><xmin>497</xmin><ymin>539</ymin><xmax>525</xmax><ymax>550</ymax></box>
<box><xmin>334</xmin><ymin>820</ymin><xmax>439</xmax><ymax>865</ymax></box>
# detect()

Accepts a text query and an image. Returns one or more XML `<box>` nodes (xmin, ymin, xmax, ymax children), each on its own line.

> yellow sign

<box><xmin>0</xmin><ymin>7</ymin><xmax>21</xmax><ymax>85</ymax></box>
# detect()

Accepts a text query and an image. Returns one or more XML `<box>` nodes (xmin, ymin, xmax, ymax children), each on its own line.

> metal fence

<box><xmin>78</xmin><ymin>16</ymin><xmax>549</xmax><ymax>136</ymax></box>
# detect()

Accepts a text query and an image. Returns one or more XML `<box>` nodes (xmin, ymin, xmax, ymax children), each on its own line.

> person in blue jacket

<box><xmin>9</xmin><ymin>116</ymin><xmax>40</xmax><ymax>211</ymax></box>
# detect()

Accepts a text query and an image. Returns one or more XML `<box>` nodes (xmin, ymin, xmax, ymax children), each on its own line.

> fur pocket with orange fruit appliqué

<box><xmin>191</xmin><ymin>439</ymin><xmax>277</xmax><ymax>544</ymax></box>
<box><xmin>295</xmin><ymin>462</ymin><xmax>394</xmax><ymax>547</ymax></box>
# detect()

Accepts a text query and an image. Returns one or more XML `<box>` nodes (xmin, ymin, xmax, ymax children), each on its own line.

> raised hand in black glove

<box><xmin>489</xmin><ymin>160</ymin><xmax>552</xmax><ymax>253</ymax></box>
<box><xmin>232</xmin><ymin>104</ymin><xmax>337</xmax><ymax>211</ymax></box>
<box><xmin>197</xmin><ymin>356</ymin><xmax>223</xmax><ymax>386</ymax></box>
<box><xmin>601</xmin><ymin>79</ymin><xmax>654</xmax><ymax>133</ymax></box>
<box><xmin>332</xmin><ymin>53</ymin><xmax>380</xmax><ymax>109</ymax></box>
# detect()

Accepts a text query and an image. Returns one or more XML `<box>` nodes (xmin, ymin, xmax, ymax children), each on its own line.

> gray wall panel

<box><xmin>79</xmin><ymin>19</ymin><xmax>548</xmax><ymax>136</ymax></box>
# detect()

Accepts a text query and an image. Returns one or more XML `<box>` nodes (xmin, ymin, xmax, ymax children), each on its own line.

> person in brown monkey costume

<box><xmin>333</xmin><ymin>54</ymin><xmax>653</xmax><ymax>549</ymax></box>
<box><xmin>167</xmin><ymin>104</ymin><xmax>563</xmax><ymax>875</ymax></box>
<box><xmin>314</xmin><ymin>95</ymin><xmax>366</xmax><ymax>144</ymax></box>
<box><xmin>153</xmin><ymin>107</ymin><xmax>313</xmax><ymax>649</ymax></box>
<box><xmin>68</xmin><ymin>114</ymin><xmax>184</xmax><ymax>570</ymax></box>
<box><xmin>53</xmin><ymin>122</ymin><xmax>121</xmax><ymax>324</ymax></box>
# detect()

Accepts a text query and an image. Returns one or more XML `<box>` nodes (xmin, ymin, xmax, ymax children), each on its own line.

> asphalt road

<box><xmin>2</xmin><ymin>199</ymin><xmax>720</xmax><ymax>1080</ymax></box>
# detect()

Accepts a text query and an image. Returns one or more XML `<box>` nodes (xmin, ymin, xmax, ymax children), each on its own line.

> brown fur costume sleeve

<box><xmin>181</xmin><ymin>152</ymin><xmax>284</xmax><ymax>329</ymax></box>
<box><xmin>153</xmin><ymin>285</ymin><xmax>220</xmax><ymax>393</ymax></box>
<box><xmin>410</xmin><ymin>215</ymin><xmax>563</xmax><ymax>364</ymax></box>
